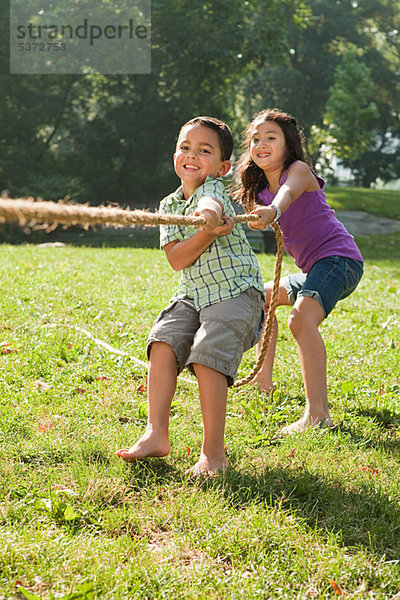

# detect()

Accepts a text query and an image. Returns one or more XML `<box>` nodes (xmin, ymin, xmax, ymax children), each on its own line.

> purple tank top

<box><xmin>258</xmin><ymin>163</ymin><xmax>363</xmax><ymax>273</ymax></box>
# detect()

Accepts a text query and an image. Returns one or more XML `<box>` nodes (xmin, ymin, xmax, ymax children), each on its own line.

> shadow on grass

<box><xmin>339</xmin><ymin>406</ymin><xmax>400</xmax><ymax>455</ymax></box>
<box><xmin>338</xmin><ymin>426</ymin><xmax>400</xmax><ymax>456</ymax></box>
<box><xmin>354</xmin><ymin>406</ymin><xmax>400</xmax><ymax>429</ymax></box>
<box><xmin>117</xmin><ymin>448</ymin><xmax>400</xmax><ymax>560</ymax></box>
<box><xmin>121</xmin><ymin>457</ymin><xmax>181</xmax><ymax>489</ymax></box>
<box><xmin>199</xmin><ymin>463</ymin><xmax>400</xmax><ymax>560</ymax></box>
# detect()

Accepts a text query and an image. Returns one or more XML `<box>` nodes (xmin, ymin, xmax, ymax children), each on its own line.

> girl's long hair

<box><xmin>234</xmin><ymin>108</ymin><xmax>312</xmax><ymax>212</ymax></box>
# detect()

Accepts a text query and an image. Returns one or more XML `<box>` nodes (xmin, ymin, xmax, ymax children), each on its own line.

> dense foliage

<box><xmin>0</xmin><ymin>0</ymin><xmax>399</xmax><ymax>206</ymax></box>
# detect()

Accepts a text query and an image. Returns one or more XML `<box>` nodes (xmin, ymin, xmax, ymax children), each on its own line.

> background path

<box><xmin>336</xmin><ymin>211</ymin><xmax>400</xmax><ymax>236</ymax></box>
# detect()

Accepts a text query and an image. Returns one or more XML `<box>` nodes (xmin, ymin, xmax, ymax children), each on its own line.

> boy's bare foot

<box><xmin>116</xmin><ymin>432</ymin><xmax>170</xmax><ymax>463</ymax></box>
<box><xmin>279</xmin><ymin>415</ymin><xmax>335</xmax><ymax>436</ymax></box>
<box><xmin>185</xmin><ymin>453</ymin><xmax>229</xmax><ymax>477</ymax></box>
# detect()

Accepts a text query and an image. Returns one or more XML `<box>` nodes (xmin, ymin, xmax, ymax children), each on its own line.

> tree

<box><xmin>345</xmin><ymin>0</ymin><xmax>400</xmax><ymax>185</ymax></box>
<box><xmin>1</xmin><ymin>0</ymin><xmax>309</xmax><ymax>206</ymax></box>
<box><xmin>237</xmin><ymin>0</ymin><xmax>399</xmax><ymax>187</ymax></box>
<box><xmin>323</xmin><ymin>49</ymin><xmax>379</xmax><ymax>169</ymax></box>
<box><xmin>1</xmin><ymin>0</ymin><xmax>398</xmax><ymax>201</ymax></box>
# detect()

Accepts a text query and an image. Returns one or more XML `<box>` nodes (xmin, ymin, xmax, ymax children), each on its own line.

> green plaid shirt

<box><xmin>159</xmin><ymin>176</ymin><xmax>265</xmax><ymax>310</ymax></box>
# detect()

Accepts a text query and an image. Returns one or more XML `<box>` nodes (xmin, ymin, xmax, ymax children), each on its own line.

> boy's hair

<box><xmin>179</xmin><ymin>116</ymin><xmax>234</xmax><ymax>162</ymax></box>
<box><xmin>235</xmin><ymin>108</ymin><xmax>312</xmax><ymax>212</ymax></box>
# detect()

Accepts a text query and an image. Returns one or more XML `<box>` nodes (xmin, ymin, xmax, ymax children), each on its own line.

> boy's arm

<box><xmin>164</xmin><ymin>214</ymin><xmax>234</xmax><ymax>271</ymax></box>
<box><xmin>194</xmin><ymin>196</ymin><xmax>223</xmax><ymax>230</ymax></box>
<box><xmin>164</xmin><ymin>185</ymin><xmax>235</xmax><ymax>271</ymax></box>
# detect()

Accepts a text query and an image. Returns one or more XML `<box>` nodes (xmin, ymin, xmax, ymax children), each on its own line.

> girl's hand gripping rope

<box><xmin>248</xmin><ymin>205</ymin><xmax>277</xmax><ymax>230</ymax></box>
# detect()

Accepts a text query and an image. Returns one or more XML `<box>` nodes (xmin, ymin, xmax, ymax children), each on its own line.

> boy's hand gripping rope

<box><xmin>0</xmin><ymin>197</ymin><xmax>283</xmax><ymax>388</ymax></box>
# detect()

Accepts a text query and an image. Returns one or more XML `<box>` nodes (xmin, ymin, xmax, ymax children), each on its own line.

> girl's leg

<box><xmin>116</xmin><ymin>342</ymin><xmax>177</xmax><ymax>461</ymax></box>
<box><xmin>187</xmin><ymin>363</ymin><xmax>229</xmax><ymax>476</ymax></box>
<box><xmin>283</xmin><ymin>296</ymin><xmax>334</xmax><ymax>433</ymax></box>
<box><xmin>251</xmin><ymin>282</ymin><xmax>292</xmax><ymax>393</ymax></box>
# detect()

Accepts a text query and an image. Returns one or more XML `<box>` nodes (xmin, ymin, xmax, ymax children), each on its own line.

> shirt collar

<box><xmin>171</xmin><ymin>185</ymin><xmax>185</xmax><ymax>203</ymax></box>
<box><xmin>174</xmin><ymin>176</ymin><xmax>222</xmax><ymax>204</ymax></box>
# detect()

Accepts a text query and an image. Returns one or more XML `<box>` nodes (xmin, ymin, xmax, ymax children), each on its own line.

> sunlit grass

<box><xmin>326</xmin><ymin>187</ymin><xmax>400</xmax><ymax>220</ymax></box>
<box><xmin>0</xmin><ymin>239</ymin><xmax>399</xmax><ymax>599</ymax></box>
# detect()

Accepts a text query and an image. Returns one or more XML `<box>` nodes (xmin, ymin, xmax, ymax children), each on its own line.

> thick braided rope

<box><xmin>0</xmin><ymin>196</ymin><xmax>283</xmax><ymax>388</ymax></box>
<box><xmin>234</xmin><ymin>222</ymin><xmax>283</xmax><ymax>387</ymax></box>
<box><xmin>0</xmin><ymin>197</ymin><xmax>261</xmax><ymax>229</ymax></box>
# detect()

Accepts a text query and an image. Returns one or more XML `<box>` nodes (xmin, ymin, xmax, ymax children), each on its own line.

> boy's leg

<box><xmin>184</xmin><ymin>288</ymin><xmax>265</xmax><ymax>475</ymax></box>
<box><xmin>117</xmin><ymin>299</ymin><xmax>199</xmax><ymax>462</ymax></box>
<box><xmin>187</xmin><ymin>363</ymin><xmax>229</xmax><ymax>476</ymax></box>
<box><xmin>251</xmin><ymin>281</ymin><xmax>292</xmax><ymax>393</ymax></box>
<box><xmin>116</xmin><ymin>342</ymin><xmax>177</xmax><ymax>461</ymax></box>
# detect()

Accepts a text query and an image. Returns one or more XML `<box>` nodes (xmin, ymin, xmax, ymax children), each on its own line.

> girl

<box><xmin>237</xmin><ymin>108</ymin><xmax>363</xmax><ymax>434</ymax></box>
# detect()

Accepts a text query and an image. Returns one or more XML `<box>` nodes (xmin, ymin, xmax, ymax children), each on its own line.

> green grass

<box><xmin>0</xmin><ymin>235</ymin><xmax>400</xmax><ymax>599</ymax></box>
<box><xmin>326</xmin><ymin>187</ymin><xmax>400</xmax><ymax>221</ymax></box>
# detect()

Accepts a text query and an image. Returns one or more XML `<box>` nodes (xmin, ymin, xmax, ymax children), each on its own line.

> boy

<box><xmin>116</xmin><ymin>116</ymin><xmax>265</xmax><ymax>475</ymax></box>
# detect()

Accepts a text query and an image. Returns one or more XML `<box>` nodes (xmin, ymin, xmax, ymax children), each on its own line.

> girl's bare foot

<box><xmin>279</xmin><ymin>415</ymin><xmax>335</xmax><ymax>436</ymax></box>
<box><xmin>185</xmin><ymin>453</ymin><xmax>229</xmax><ymax>477</ymax></box>
<box><xmin>249</xmin><ymin>373</ymin><xmax>275</xmax><ymax>395</ymax></box>
<box><xmin>116</xmin><ymin>431</ymin><xmax>170</xmax><ymax>463</ymax></box>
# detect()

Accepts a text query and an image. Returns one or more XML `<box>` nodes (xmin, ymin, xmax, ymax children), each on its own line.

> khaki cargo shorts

<box><xmin>147</xmin><ymin>287</ymin><xmax>264</xmax><ymax>386</ymax></box>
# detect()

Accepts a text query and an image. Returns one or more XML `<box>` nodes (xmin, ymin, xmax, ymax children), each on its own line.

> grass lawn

<box><xmin>1</xmin><ymin>230</ymin><xmax>400</xmax><ymax>599</ymax></box>
<box><xmin>326</xmin><ymin>187</ymin><xmax>400</xmax><ymax>221</ymax></box>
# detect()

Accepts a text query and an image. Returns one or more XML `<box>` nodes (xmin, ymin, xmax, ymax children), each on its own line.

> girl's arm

<box><xmin>249</xmin><ymin>161</ymin><xmax>319</xmax><ymax>230</ymax></box>
<box><xmin>164</xmin><ymin>196</ymin><xmax>234</xmax><ymax>271</ymax></box>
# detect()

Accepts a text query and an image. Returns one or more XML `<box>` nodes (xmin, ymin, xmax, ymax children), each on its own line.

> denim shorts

<box><xmin>147</xmin><ymin>287</ymin><xmax>265</xmax><ymax>386</ymax></box>
<box><xmin>282</xmin><ymin>256</ymin><xmax>364</xmax><ymax>318</ymax></box>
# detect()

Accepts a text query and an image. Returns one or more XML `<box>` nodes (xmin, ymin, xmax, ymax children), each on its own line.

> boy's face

<box><xmin>174</xmin><ymin>124</ymin><xmax>231</xmax><ymax>198</ymax></box>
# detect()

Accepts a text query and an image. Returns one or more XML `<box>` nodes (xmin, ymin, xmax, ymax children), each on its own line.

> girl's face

<box><xmin>250</xmin><ymin>119</ymin><xmax>288</xmax><ymax>173</ymax></box>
